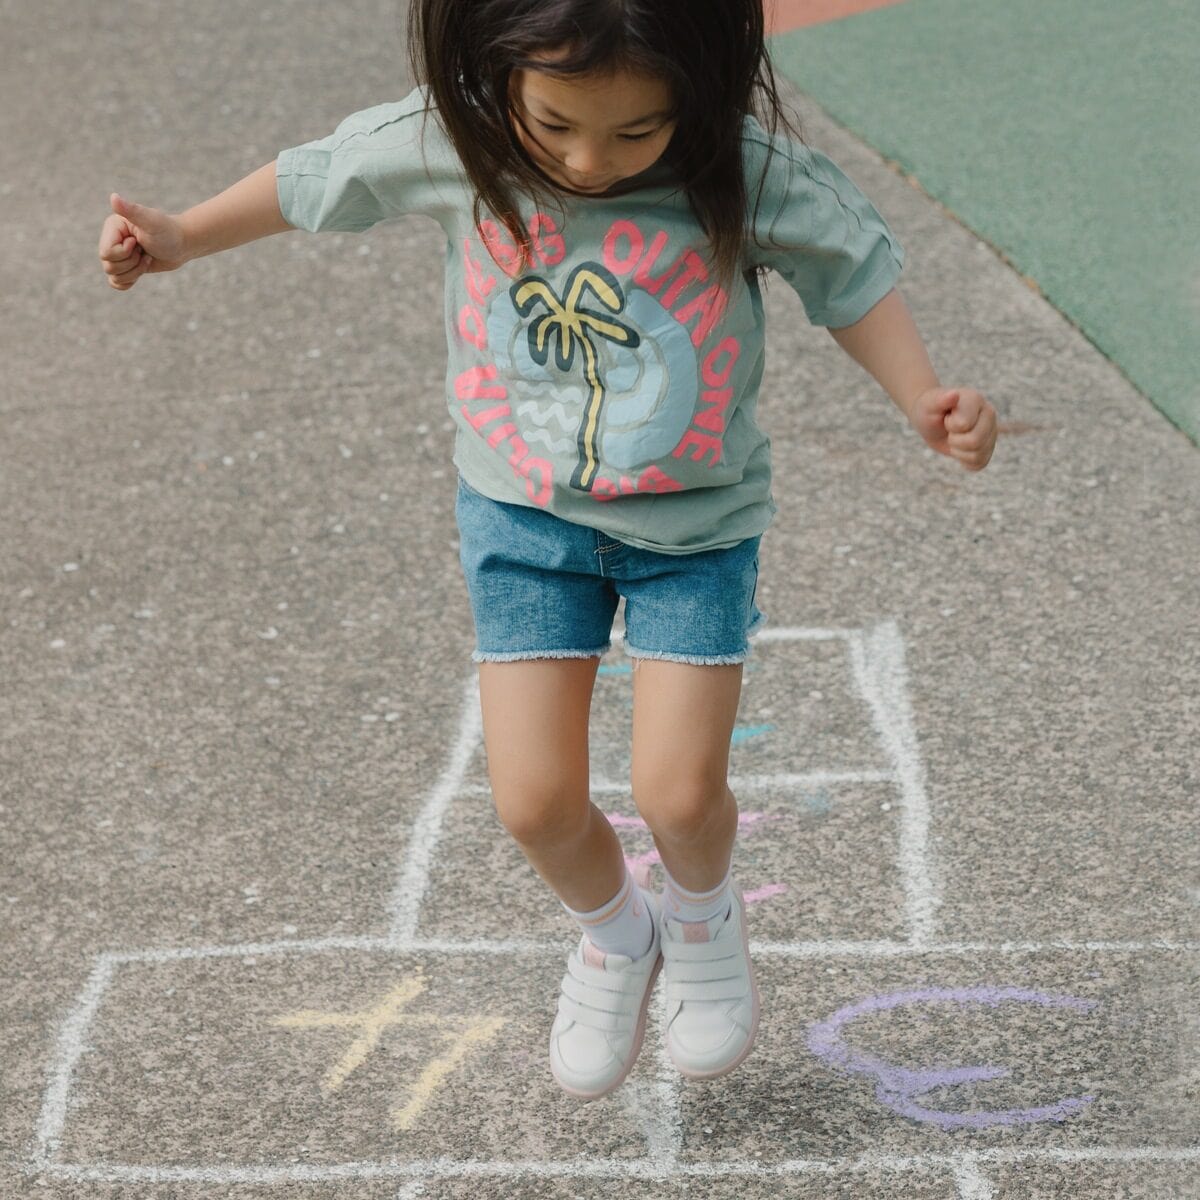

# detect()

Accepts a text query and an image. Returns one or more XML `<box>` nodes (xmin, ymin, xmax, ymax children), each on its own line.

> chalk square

<box><xmin>459</xmin><ymin>631</ymin><xmax>895</xmax><ymax>795</ymax></box>
<box><xmin>415</xmin><ymin>778</ymin><xmax>909</xmax><ymax>944</ymax></box>
<box><xmin>673</xmin><ymin>947</ymin><xmax>1199</xmax><ymax>1162</ymax></box>
<box><xmin>47</xmin><ymin>945</ymin><xmax>657</xmax><ymax>1169</ymax></box>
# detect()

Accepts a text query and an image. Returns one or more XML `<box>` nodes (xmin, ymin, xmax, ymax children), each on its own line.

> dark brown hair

<box><xmin>406</xmin><ymin>0</ymin><xmax>803</xmax><ymax>291</ymax></box>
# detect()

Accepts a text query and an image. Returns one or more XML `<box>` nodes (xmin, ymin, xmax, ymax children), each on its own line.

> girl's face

<box><xmin>509</xmin><ymin>52</ymin><xmax>677</xmax><ymax>195</ymax></box>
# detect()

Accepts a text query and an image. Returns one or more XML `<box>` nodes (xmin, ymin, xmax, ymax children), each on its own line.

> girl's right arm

<box><xmin>99</xmin><ymin>160</ymin><xmax>293</xmax><ymax>291</ymax></box>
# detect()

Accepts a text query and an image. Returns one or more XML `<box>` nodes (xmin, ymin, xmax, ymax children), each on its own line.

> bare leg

<box><xmin>477</xmin><ymin>657</ymin><xmax>627</xmax><ymax>911</ymax></box>
<box><xmin>630</xmin><ymin>660</ymin><xmax>744</xmax><ymax>891</ymax></box>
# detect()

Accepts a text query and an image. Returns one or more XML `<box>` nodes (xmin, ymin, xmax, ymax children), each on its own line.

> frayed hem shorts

<box><xmin>455</xmin><ymin>474</ymin><xmax>768</xmax><ymax>666</ymax></box>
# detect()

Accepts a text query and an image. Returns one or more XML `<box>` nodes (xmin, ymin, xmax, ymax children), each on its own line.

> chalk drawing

<box><xmin>270</xmin><ymin>969</ymin><xmax>507</xmax><ymax>1131</ymax></box>
<box><xmin>731</xmin><ymin>723</ymin><xmax>775</xmax><ymax>745</ymax></box>
<box><xmin>26</xmin><ymin>625</ymin><xmax>1198</xmax><ymax>1200</ymax></box>
<box><xmin>806</xmin><ymin>985</ymin><xmax>1100</xmax><ymax>1129</ymax></box>
<box><xmin>606</xmin><ymin>808</ymin><xmax>790</xmax><ymax>906</ymax></box>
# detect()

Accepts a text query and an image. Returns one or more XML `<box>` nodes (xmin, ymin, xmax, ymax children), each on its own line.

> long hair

<box><xmin>407</xmin><ymin>0</ymin><xmax>802</xmax><ymax>291</ymax></box>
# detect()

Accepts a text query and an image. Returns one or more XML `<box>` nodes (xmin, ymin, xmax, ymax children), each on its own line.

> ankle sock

<box><xmin>562</xmin><ymin>863</ymin><xmax>654</xmax><ymax>960</ymax></box>
<box><xmin>662</xmin><ymin>862</ymin><xmax>733</xmax><ymax>925</ymax></box>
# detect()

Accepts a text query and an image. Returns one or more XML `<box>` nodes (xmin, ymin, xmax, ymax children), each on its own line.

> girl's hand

<box><xmin>907</xmin><ymin>386</ymin><xmax>997</xmax><ymax>471</ymax></box>
<box><xmin>98</xmin><ymin>193</ymin><xmax>189</xmax><ymax>290</ymax></box>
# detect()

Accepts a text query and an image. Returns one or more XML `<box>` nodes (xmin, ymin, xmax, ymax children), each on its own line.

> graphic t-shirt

<box><xmin>275</xmin><ymin>88</ymin><xmax>904</xmax><ymax>554</ymax></box>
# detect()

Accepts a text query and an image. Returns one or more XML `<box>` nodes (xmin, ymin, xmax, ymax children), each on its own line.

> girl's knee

<box><xmin>632</xmin><ymin>779</ymin><xmax>735</xmax><ymax>839</ymax></box>
<box><xmin>493</xmin><ymin>785</ymin><xmax>590</xmax><ymax>846</ymax></box>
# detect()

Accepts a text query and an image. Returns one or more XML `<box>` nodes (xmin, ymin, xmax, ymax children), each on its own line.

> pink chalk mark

<box><xmin>743</xmin><ymin>883</ymin><xmax>788</xmax><ymax>905</ymax></box>
<box><xmin>612</xmin><ymin>808</ymin><xmax>787</xmax><ymax>904</ymax></box>
<box><xmin>765</xmin><ymin>0</ymin><xmax>909</xmax><ymax>35</ymax></box>
<box><xmin>607</xmin><ymin>810</ymin><xmax>782</xmax><ymax>830</ymax></box>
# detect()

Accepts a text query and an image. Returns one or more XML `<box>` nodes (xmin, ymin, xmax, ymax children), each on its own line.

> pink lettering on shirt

<box><xmin>659</xmin><ymin>249</ymin><xmax>709</xmax><ymax>308</ymax></box>
<box><xmin>632</xmin><ymin>230</ymin><xmax>675</xmax><ymax>294</ymax></box>
<box><xmin>693</xmin><ymin>387</ymin><xmax>733</xmax><ymax>434</ymax></box>
<box><xmin>457</xmin><ymin>304</ymin><xmax>487</xmax><ymax>349</ymax></box>
<box><xmin>674</xmin><ymin>284</ymin><xmax>729</xmax><ymax>348</ymax></box>
<box><xmin>461</xmin><ymin>401</ymin><xmax>511</xmax><ymax>431</ymax></box>
<box><xmin>602</xmin><ymin>219</ymin><xmax>644</xmax><ymax>274</ymax></box>
<box><xmin>672</xmin><ymin>428</ymin><xmax>723</xmax><ymax>468</ymax></box>
<box><xmin>478</xmin><ymin>219</ymin><xmax>526</xmax><ymax>278</ymax></box>
<box><xmin>702</xmin><ymin>337</ymin><xmax>741</xmax><ymax>387</ymax></box>
<box><xmin>463</xmin><ymin>238</ymin><xmax>497</xmax><ymax>305</ymax></box>
<box><xmin>590</xmin><ymin>463</ymin><xmax>684</xmax><ymax>500</ymax></box>
<box><xmin>529</xmin><ymin>213</ymin><xmax>566</xmax><ymax>266</ymax></box>
<box><xmin>455</xmin><ymin>364</ymin><xmax>507</xmax><ymax>401</ymax></box>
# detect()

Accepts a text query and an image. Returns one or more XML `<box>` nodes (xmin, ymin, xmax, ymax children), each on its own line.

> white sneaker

<box><xmin>659</xmin><ymin>878</ymin><xmax>760</xmax><ymax>1078</ymax></box>
<box><xmin>548</xmin><ymin>886</ymin><xmax>663</xmax><ymax>1100</ymax></box>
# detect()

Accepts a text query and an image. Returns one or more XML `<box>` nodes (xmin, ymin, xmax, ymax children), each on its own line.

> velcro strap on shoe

<box><xmin>560</xmin><ymin>972</ymin><xmax>627</xmax><ymax>1013</ymax></box>
<box><xmin>665</xmin><ymin>977</ymin><xmax>747</xmax><ymax>1003</ymax></box>
<box><xmin>567</xmin><ymin>955</ymin><xmax>628</xmax><ymax>995</ymax></box>
<box><xmin>662</xmin><ymin>956</ymin><xmax>740</xmax><ymax>983</ymax></box>
<box><xmin>661</xmin><ymin>940</ymin><xmax>739</xmax><ymax>964</ymax></box>
<box><xmin>558</xmin><ymin>993</ymin><xmax>633</xmax><ymax>1034</ymax></box>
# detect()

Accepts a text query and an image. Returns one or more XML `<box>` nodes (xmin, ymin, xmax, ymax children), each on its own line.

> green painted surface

<box><xmin>771</xmin><ymin>0</ymin><xmax>1200</xmax><ymax>444</ymax></box>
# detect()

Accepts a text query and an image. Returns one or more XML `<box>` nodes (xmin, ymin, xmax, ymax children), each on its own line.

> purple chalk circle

<box><xmin>805</xmin><ymin>985</ymin><xmax>1100</xmax><ymax>1130</ymax></box>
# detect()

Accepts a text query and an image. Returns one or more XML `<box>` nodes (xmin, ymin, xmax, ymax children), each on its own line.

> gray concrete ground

<box><xmin>3</xmin><ymin>2</ymin><xmax>1198</xmax><ymax>1197</ymax></box>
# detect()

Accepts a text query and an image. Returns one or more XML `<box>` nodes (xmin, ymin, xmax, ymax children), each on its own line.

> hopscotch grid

<box><xmin>27</xmin><ymin>623</ymin><xmax>1199</xmax><ymax>1192</ymax></box>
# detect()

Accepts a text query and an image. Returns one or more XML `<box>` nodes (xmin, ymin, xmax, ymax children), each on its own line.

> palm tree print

<box><xmin>511</xmin><ymin>262</ymin><xmax>641</xmax><ymax>492</ymax></box>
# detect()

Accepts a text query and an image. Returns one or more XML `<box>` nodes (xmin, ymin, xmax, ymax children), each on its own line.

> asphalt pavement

<box><xmin>2</xmin><ymin>2</ymin><xmax>1197</xmax><ymax>1197</ymax></box>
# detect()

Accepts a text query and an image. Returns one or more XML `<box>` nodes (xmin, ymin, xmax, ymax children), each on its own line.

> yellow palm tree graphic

<box><xmin>512</xmin><ymin>262</ymin><xmax>641</xmax><ymax>492</ymax></box>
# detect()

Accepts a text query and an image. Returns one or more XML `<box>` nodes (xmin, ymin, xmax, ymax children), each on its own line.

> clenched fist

<box><xmin>907</xmin><ymin>387</ymin><xmax>998</xmax><ymax>472</ymax></box>
<box><xmin>98</xmin><ymin>193</ymin><xmax>189</xmax><ymax>290</ymax></box>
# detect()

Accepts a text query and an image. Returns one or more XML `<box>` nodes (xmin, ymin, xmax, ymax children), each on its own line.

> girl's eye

<box><xmin>535</xmin><ymin>119</ymin><xmax>656</xmax><ymax>142</ymax></box>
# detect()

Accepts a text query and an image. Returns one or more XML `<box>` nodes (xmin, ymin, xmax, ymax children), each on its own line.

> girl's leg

<box><xmin>477</xmin><ymin>656</ymin><xmax>625</xmax><ymax>912</ymax></box>
<box><xmin>629</xmin><ymin>660</ymin><xmax>744</xmax><ymax>891</ymax></box>
<box><xmin>630</xmin><ymin>658</ymin><xmax>760</xmax><ymax>1080</ymax></box>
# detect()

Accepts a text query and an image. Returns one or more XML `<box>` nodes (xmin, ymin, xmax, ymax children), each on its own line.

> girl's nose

<box><xmin>565</xmin><ymin>143</ymin><xmax>609</xmax><ymax>179</ymax></box>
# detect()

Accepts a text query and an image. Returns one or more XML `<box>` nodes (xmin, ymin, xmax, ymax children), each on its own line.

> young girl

<box><xmin>98</xmin><ymin>0</ymin><xmax>997</xmax><ymax>1102</ymax></box>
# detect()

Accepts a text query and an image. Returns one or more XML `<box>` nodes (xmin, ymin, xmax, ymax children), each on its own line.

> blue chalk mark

<box><xmin>731</xmin><ymin>723</ymin><xmax>775</xmax><ymax>745</ymax></box>
<box><xmin>801</xmin><ymin>788</ymin><xmax>832</xmax><ymax>816</ymax></box>
<box><xmin>598</xmin><ymin>664</ymin><xmax>632</xmax><ymax>676</ymax></box>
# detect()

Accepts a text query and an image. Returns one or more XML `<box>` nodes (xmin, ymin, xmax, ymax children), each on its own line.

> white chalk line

<box><xmin>466</xmin><ymin>770</ymin><xmax>897</xmax><ymax>797</ymax></box>
<box><xmin>31</xmin><ymin>956</ymin><xmax>115</xmax><ymax>1167</ymax></box>
<box><xmin>952</xmin><ymin>1154</ymin><xmax>996</xmax><ymax>1200</ymax></box>
<box><xmin>83</xmin><ymin>935</ymin><xmax>1200</xmax><ymax>967</ymax></box>
<box><xmin>848</xmin><ymin>620</ymin><xmax>938</xmax><ymax>947</ymax></box>
<box><xmin>21</xmin><ymin>1146</ymin><xmax>1200</xmax><ymax>1186</ymax></box>
<box><xmin>386</xmin><ymin>671</ymin><xmax>482</xmax><ymax>944</ymax></box>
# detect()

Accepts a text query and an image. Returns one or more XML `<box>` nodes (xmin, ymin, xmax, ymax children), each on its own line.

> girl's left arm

<box><xmin>828</xmin><ymin>288</ymin><xmax>998</xmax><ymax>472</ymax></box>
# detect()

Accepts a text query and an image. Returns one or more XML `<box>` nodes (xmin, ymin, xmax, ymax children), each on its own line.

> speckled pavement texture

<box><xmin>2</xmin><ymin>2</ymin><xmax>1197</xmax><ymax>1197</ymax></box>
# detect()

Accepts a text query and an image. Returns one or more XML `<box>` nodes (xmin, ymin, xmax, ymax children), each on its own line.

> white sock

<box><xmin>662</xmin><ymin>862</ymin><xmax>732</xmax><ymax>925</ymax></box>
<box><xmin>562</xmin><ymin>864</ymin><xmax>654</xmax><ymax>959</ymax></box>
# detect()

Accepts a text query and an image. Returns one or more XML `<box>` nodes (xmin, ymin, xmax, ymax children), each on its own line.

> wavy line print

<box><xmin>515</xmin><ymin>398</ymin><xmax>576</xmax><ymax>431</ymax></box>
<box><xmin>520</xmin><ymin>427</ymin><xmax>576</xmax><ymax>455</ymax></box>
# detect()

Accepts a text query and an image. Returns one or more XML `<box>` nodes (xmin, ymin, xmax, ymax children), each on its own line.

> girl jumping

<box><xmin>98</xmin><ymin>0</ymin><xmax>997</xmax><ymax>1102</ymax></box>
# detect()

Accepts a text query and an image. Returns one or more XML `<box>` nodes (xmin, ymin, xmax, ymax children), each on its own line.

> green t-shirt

<box><xmin>275</xmin><ymin>88</ymin><xmax>904</xmax><ymax>553</ymax></box>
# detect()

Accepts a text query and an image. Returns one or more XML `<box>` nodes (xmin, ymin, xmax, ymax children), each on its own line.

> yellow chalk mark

<box><xmin>390</xmin><ymin>1015</ymin><xmax>507</xmax><ymax>1131</ymax></box>
<box><xmin>269</xmin><ymin>968</ymin><xmax>509</xmax><ymax>1130</ymax></box>
<box><xmin>271</xmin><ymin>976</ymin><xmax>426</xmax><ymax>1092</ymax></box>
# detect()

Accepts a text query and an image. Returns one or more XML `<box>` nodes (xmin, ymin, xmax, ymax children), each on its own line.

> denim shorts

<box><xmin>455</xmin><ymin>474</ymin><xmax>767</xmax><ymax>666</ymax></box>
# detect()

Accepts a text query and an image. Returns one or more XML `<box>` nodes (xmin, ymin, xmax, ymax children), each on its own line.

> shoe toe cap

<box><xmin>550</xmin><ymin>1022</ymin><xmax>624</xmax><ymax>1083</ymax></box>
<box><xmin>667</xmin><ymin>1002</ymin><xmax>753</xmax><ymax>1067</ymax></box>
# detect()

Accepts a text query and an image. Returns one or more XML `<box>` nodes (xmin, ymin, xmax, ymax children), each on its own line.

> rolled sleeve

<box><xmin>274</xmin><ymin>97</ymin><xmax>440</xmax><ymax>234</ymax></box>
<box><xmin>750</xmin><ymin>138</ymin><xmax>905</xmax><ymax>328</ymax></box>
